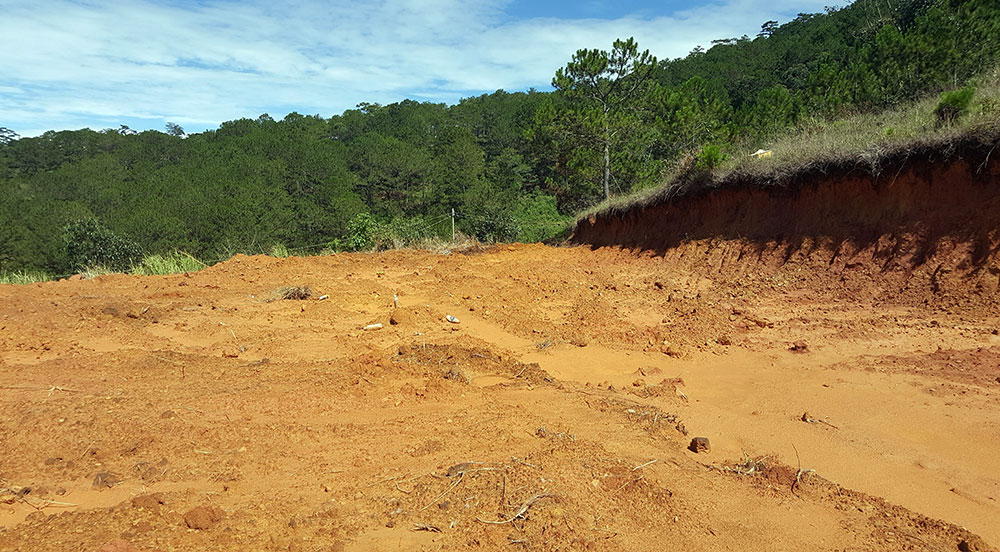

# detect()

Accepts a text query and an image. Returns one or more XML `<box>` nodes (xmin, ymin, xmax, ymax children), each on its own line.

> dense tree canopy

<box><xmin>1</xmin><ymin>0</ymin><xmax>998</xmax><ymax>273</ymax></box>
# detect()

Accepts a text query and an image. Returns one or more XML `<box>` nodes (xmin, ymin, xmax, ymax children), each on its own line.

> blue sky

<box><xmin>0</xmin><ymin>0</ymin><xmax>837</xmax><ymax>137</ymax></box>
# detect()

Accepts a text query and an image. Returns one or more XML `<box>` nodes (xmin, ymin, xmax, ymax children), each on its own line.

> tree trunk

<box><xmin>602</xmin><ymin>119</ymin><xmax>611</xmax><ymax>200</ymax></box>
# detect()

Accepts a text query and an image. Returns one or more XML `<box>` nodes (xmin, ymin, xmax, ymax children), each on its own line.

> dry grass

<box><xmin>270</xmin><ymin>286</ymin><xmax>314</xmax><ymax>301</ymax></box>
<box><xmin>580</xmin><ymin>70</ymin><xmax>1000</xmax><ymax>221</ymax></box>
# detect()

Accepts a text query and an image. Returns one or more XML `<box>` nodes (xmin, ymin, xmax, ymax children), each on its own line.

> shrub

<box><xmin>345</xmin><ymin>213</ymin><xmax>378</xmax><ymax>251</ymax></box>
<box><xmin>269</xmin><ymin>243</ymin><xmax>289</xmax><ymax>258</ymax></box>
<box><xmin>512</xmin><ymin>193</ymin><xmax>573</xmax><ymax>243</ymax></box>
<box><xmin>63</xmin><ymin>218</ymin><xmax>142</xmax><ymax>273</ymax></box>
<box><xmin>935</xmin><ymin>87</ymin><xmax>975</xmax><ymax>126</ymax></box>
<box><xmin>465</xmin><ymin>206</ymin><xmax>520</xmax><ymax>243</ymax></box>
<box><xmin>695</xmin><ymin>144</ymin><xmax>729</xmax><ymax>171</ymax></box>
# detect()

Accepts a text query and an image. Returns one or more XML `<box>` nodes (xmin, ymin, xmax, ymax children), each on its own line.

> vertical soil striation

<box><xmin>572</xmin><ymin>147</ymin><xmax>1000</xmax><ymax>302</ymax></box>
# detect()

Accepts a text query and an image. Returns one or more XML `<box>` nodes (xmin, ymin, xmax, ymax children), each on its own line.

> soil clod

<box><xmin>183</xmin><ymin>505</ymin><xmax>225</xmax><ymax>530</ymax></box>
<box><xmin>92</xmin><ymin>472</ymin><xmax>121</xmax><ymax>488</ymax></box>
<box><xmin>689</xmin><ymin>437</ymin><xmax>711</xmax><ymax>454</ymax></box>
<box><xmin>790</xmin><ymin>340</ymin><xmax>809</xmax><ymax>353</ymax></box>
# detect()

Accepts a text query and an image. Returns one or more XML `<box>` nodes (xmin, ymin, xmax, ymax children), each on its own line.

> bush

<box><xmin>695</xmin><ymin>144</ymin><xmax>729</xmax><ymax>171</ymax></box>
<box><xmin>464</xmin><ymin>206</ymin><xmax>520</xmax><ymax>243</ymax></box>
<box><xmin>379</xmin><ymin>216</ymin><xmax>449</xmax><ymax>249</ymax></box>
<box><xmin>345</xmin><ymin>213</ymin><xmax>378</xmax><ymax>251</ymax></box>
<box><xmin>63</xmin><ymin>218</ymin><xmax>142</xmax><ymax>272</ymax></box>
<box><xmin>269</xmin><ymin>243</ymin><xmax>289</xmax><ymax>258</ymax></box>
<box><xmin>935</xmin><ymin>87</ymin><xmax>975</xmax><ymax>126</ymax></box>
<box><xmin>512</xmin><ymin>193</ymin><xmax>572</xmax><ymax>243</ymax></box>
<box><xmin>343</xmin><ymin>213</ymin><xmax>450</xmax><ymax>251</ymax></box>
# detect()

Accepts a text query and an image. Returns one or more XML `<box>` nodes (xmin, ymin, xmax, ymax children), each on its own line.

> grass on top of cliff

<box><xmin>580</xmin><ymin>70</ymin><xmax>1000</xmax><ymax>221</ymax></box>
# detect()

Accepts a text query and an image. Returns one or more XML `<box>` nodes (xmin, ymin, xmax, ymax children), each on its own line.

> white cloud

<box><xmin>0</xmin><ymin>0</ymin><xmax>835</xmax><ymax>136</ymax></box>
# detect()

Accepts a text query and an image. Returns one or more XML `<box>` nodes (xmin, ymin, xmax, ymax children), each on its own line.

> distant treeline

<box><xmin>1</xmin><ymin>0</ymin><xmax>997</xmax><ymax>272</ymax></box>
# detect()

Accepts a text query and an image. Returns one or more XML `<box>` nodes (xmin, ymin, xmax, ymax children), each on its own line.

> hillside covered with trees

<box><xmin>1</xmin><ymin>0</ymin><xmax>998</xmax><ymax>274</ymax></box>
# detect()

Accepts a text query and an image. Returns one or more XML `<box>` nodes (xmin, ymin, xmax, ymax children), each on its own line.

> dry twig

<box><xmin>791</xmin><ymin>444</ymin><xmax>815</xmax><ymax>496</ymax></box>
<box><xmin>614</xmin><ymin>475</ymin><xmax>644</xmax><ymax>493</ymax></box>
<box><xmin>801</xmin><ymin>412</ymin><xmax>840</xmax><ymax>429</ymax></box>
<box><xmin>632</xmin><ymin>459</ymin><xmax>657</xmax><ymax>471</ymax></box>
<box><xmin>0</xmin><ymin>385</ymin><xmax>79</xmax><ymax>394</ymax></box>
<box><xmin>419</xmin><ymin>472</ymin><xmax>464</xmax><ymax>511</ymax></box>
<box><xmin>476</xmin><ymin>493</ymin><xmax>555</xmax><ymax>525</ymax></box>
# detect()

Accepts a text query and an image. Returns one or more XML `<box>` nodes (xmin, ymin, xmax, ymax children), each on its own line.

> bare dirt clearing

<box><xmin>1</xmin><ymin>242</ymin><xmax>998</xmax><ymax>551</ymax></box>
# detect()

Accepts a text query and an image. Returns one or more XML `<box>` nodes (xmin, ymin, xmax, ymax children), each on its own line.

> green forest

<box><xmin>1</xmin><ymin>0</ymin><xmax>998</xmax><ymax>275</ymax></box>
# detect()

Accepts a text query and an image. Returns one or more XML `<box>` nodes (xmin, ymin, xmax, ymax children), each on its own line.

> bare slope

<box><xmin>572</xmin><ymin>136</ymin><xmax>1000</xmax><ymax>306</ymax></box>
<box><xmin>1</xmin><ymin>244</ymin><xmax>998</xmax><ymax>551</ymax></box>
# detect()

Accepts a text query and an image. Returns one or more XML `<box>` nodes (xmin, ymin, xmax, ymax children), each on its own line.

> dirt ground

<box><xmin>1</xmin><ymin>243</ymin><xmax>998</xmax><ymax>551</ymax></box>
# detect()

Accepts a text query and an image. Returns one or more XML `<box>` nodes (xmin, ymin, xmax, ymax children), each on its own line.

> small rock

<box><xmin>183</xmin><ymin>505</ymin><xmax>225</xmax><ymax>530</ymax></box>
<box><xmin>535</xmin><ymin>427</ymin><xmax>549</xmax><ymax>438</ymax></box>
<box><xmin>131</xmin><ymin>493</ymin><xmax>166</xmax><ymax>509</ymax></box>
<box><xmin>445</xmin><ymin>315</ymin><xmax>460</xmax><ymax>324</ymax></box>
<box><xmin>633</xmin><ymin>366</ymin><xmax>662</xmax><ymax>376</ymax></box>
<box><xmin>688</xmin><ymin>437</ymin><xmax>711</xmax><ymax>454</ymax></box>
<box><xmin>160</xmin><ymin>410</ymin><xmax>175</xmax><ymax>419</ymax></box>
<box><xmin>660</xmin><ymin>340</ymin><xmax>682</xmax><ymax>357</ymax></box>
<box><xmin>445</xmin><ymin>462</ymin><xmax>476</xmax><ymax>478</ymax></box>
<box><xmin>362</xmin><ymin>323</ymin><xmax>383</xmax><ymax>331</ymax></box>
<box><xmin>717</xmin><ymin>335</ymin><xmax>733</xmax><ymax>346</ymax></box>
<box><xmin>789</xmin><ymin>340</ymin><xmax>809</xmax><ymax>353</ymax></box>
<box><xmin>93</xmin><ymin>472</ymin><xmax>121</xmax><ymax>488</ymax></box>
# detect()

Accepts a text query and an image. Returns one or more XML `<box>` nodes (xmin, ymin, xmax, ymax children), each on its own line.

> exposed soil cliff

<box><xmin>572</xmin><ymin>140</ymin><xmax>1000</xmax><ymax>303</ymax></box>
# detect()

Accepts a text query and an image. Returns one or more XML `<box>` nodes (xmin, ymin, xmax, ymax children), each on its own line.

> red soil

<box><xmin>2</xmin><ymin>151</ymin><xmax>1000</xmax><ymax>551</ymax></box>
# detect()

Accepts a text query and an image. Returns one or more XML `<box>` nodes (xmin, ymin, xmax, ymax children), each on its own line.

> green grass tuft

<box><xmin>0</xmin><ymin>269</ymin><xmax>52</xmax><ymax>285</ymax></box>
<box><xmin>268</xmin><ymin>243</ymin><xmax>290</xmax><ymax>258</ymax></box>
<box><xmin>130</xmin><ymin>251</ymin><xmax>207</xmax><ymax>276</ymax></box>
